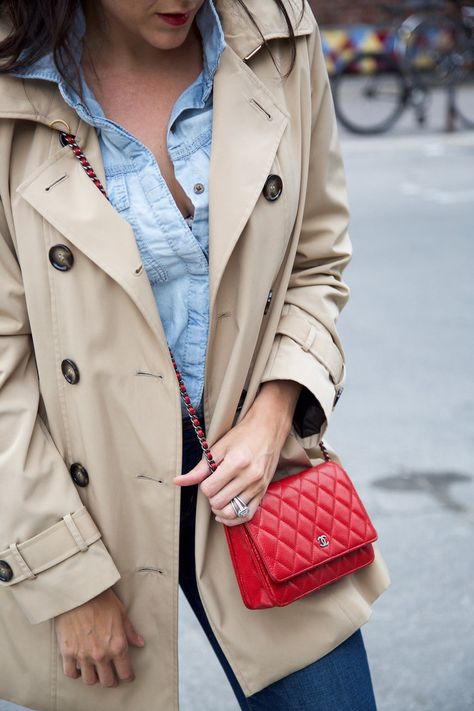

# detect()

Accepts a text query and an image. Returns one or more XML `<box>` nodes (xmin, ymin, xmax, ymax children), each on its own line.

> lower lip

<box><xmin>157</xmin><ymin>12</ymin><xmax>191</xmax><ymax>26</ymax></box>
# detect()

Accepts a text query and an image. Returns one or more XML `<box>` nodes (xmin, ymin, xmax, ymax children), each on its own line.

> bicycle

<box><xmin>330</xmin><ymin>0</ymin><xmax>474</xmax><ymax>134</ymax></box>
<box><xmin>405</xmin><ymin>0</ymin><xmax>474</xmax><ymax>127</ymax></box>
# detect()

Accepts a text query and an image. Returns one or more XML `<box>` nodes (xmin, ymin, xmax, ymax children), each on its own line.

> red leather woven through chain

<box><xmin>60</xmin><ymin>133</ymin><xmax>108</xmax><ymax>198</ymax></box>
<box><xmin>59</xmin><ymin>131</ymin><xmax>217</xmax><ymax>475</ymax></box>
<box><xmin>169</xmin><ymin>354</ymin><xmax>217</xmax><ymax>472</ymax></box>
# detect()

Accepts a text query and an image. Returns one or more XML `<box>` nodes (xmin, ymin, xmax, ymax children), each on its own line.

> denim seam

<box><xmin>169</xmin><ymin>128</ymin><xmax>213</xmax><ymax>160</ymax></box>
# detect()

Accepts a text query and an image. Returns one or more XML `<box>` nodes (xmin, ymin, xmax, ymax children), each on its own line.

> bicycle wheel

<box><xmin>452</xmin><ymin>45</ymin><xmax>474</xmax><ymax>128</ymax></box>
<box><xmin>404</xmin><ymin>15</ymin><xmax>470</xmax><ymax>88</ymax></box>
<box><xmin>331</xmin><ymin>52</ymin><xmax>407</xmax><ymax>135</ymax></box>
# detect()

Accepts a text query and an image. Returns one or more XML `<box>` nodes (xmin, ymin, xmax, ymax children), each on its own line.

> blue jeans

<box><xmin>178</xmin><ymin>420</ymin><xmax>378</xmax><ymax>711</ymax></box>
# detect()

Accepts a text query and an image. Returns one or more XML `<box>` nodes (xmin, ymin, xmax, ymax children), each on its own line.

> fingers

<box><xmin>76</xmin><ymin>658</ymin><xmax>99</xmax><ymax>686</ymax></box>
<box><xmin>215</xmin><ymin>492</ymin><xmax>262</xmax><ymax>527</ymax></box>
<box><xmin>95</xmin><ymin>657</ymin><xmax>120</xmax><ymax>688</ymax></box>
<box><xmin>172</xmin><ymin>455</ymin><xmax>214</xmax><ymax>486</ymax></box>
<box><xmin>123</xmin><ymin>614</ymin><xmax>145</xmax><ymax>649</ymax></box>
<box><xmin>211</xmin><ymin>483</ymin><xmax>258</xmax><ymax>518</ymax></box>
<box><xmin>63</xmin><ymin>654</ymin><xmax>81</xmax><ymax>680</ymax></box>
<box><xmin>206</xmin><ymin>465</ymin><xmax>262</xmax><ymax>513</ymax></box>
<box><xmin>173</xmin><ymin>427</ymin><xmax>278</xmax><ymax>527</ymax></box>
<box><xmin>64</xmin><ymin>641</ymin><xmax>135</xmax><ymax>687</ymax></box>
<box><xmin>113</xmin><ymin>647</ymin><xmax>136</xmax><ymax>683</ymax></box>
<box><xmin>116</xmin><ymin>615</ymin><xmax>143</xmax><ymax>681</ymax></box>
<box><xmin>198</xmin><ymin>444</ymin><xmax>256</xmax><ymax>502</ymax></box>
<box><xmin>55</xmin><ymin>589</ymin><xmax>144</xmax><ymax>689</ymax></box>
<box><xmin>177</xmin><ymin>443</ymin><xmax>271</xmax><ymax>525</ymax></box>
<box><xmin>109</xmin><ymin>633</ymin><xmax>135</xmax><ymax>683</ymax></box>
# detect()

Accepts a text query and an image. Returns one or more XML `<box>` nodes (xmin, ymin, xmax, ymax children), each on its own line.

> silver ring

<box><xmin>230</xmin><ymin>495</ymin><xmax>250</xmax><ymax>518</ymax></box>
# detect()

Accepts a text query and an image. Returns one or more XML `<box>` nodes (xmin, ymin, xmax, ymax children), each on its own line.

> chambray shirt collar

<box><xmin>12</xmin><ymin>0</ymin><xmax>226</xmax><ymax>109</ymax></box>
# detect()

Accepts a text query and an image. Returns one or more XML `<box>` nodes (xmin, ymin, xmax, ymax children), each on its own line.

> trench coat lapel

<box><xmin>208</xmin><ymin>45</ymin><xmax>289</xmax><ymax>308</ymax></box>
<box><xmin>16</xmin><ymin>136</ymin><xmax>168</xmax><ymax>349</ymax></box>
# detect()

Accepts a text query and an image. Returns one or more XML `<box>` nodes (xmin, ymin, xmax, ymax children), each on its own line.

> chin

<box><xmin>145</xmin><ymin>29</ymin><xmax>191</xmax><ymax>50</ymax></box>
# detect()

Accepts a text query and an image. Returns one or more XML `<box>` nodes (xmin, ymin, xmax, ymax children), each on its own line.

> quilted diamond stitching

<box><xmin>245</xmin><ymin>462</ymin><xmax>377</xmax><ymax>582</ymax></box>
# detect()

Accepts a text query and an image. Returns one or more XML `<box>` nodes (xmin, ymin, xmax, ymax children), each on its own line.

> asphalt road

<box><xmin>2</xmin><ymin>126</ymin><xmax>473</xmax><ymax>711</ymax></box>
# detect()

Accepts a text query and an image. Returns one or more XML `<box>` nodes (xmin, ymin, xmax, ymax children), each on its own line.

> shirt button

<box><xmin>70</xmin><ymin>463</ymin><xmax>90</xmax><ymax>487</ymax></box>
<box><xmin>49</xmin><ymin>244</ymin><xmax>74</xmax><ymax>271</ymax></box>
<box><xmin>0</xmin><ymin>560</ymin><xmax>13</xmax><ymax>582</ymax></box>
<box><xmin>193</xmin><ymin>183</ymin><xmax>205</xmax><ymax>195</ymax></box>
<box><xmin>262</xmin><ymin>174</ymin><xmax>283</xmax><ymax>201</ymax></box>
<box><xmin>61</xmin><ymin>359</ymin><xmax>80</xmax><ymax>384</ymax></box>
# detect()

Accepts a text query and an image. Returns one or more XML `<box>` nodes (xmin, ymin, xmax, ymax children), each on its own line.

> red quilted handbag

<box><xmin>62</xmin><ymin>130</ymin><xmax>378</xmax><ymax>611</ymax></box>
<box><xmin>223</xmin><ymin>452</ymin><xmax>378</xmax><ymax>609</ymax></box>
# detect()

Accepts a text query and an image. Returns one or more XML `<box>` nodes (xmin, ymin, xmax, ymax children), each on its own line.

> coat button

<box><xmin>262</xmin><ymin>174</ymin><xmax>283</xmax><ymax>201</ymax></box>
<box><xmin>193</xmin><ymin>183</ymin><xmax>205</xmax><ymax>194</ymax></box>
<box><xmin>70</xmin><ymin>463</ymin><xmax>89</xmax><ymax>487</ymax></box>
<box><xmin>49</xmin><ymin>244</ymin><xmax>74</xmax><ymax>271</ymax></box>
<box><xmin>0</xmin><ymin>560</ymin><xmax>13</xmax><ymax>582</ymax></box>
<box><xmin>61</xmin><ymin>359</ymin><xmax>80</xmax><ymax>384</ymax></box>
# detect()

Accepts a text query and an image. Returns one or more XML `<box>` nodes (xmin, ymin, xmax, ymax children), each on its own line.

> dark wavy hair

<box><xmin>0</xmin><ymin>1</ymin><xmax>305</xmax><ymax>95</ymax></box>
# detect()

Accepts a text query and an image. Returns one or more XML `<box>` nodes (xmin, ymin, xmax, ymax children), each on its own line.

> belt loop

<box><xmin>9</xmin><ymin>542</ymin><xmax>37</xmax><ymax>580</ymax></box>
<box><xmin>62</xmin><ymin>513</ymin><xmax>89</xmax><ymax>552</ymax></box>
<box><xmin>302</xmin><ymin>325</ymin><xmax>317</xmax><ymax>353</ymax></box>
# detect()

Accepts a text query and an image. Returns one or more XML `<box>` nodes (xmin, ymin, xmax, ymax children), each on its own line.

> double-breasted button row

<box><xmin>49</xmin><ymin>244</ymin><xmax>74</xmax><ymax>271</ymax></box>
<box><xmin>48</xmin><ymin>252</ymin><xmax>81</xmax><ymax>384</ymax></box>
<box><xmin>0</xmin><ymin>560</ymin><xmax>13</xmax><ymax>582</ymax></box>
<box><xmin>48</xmin><ymin>247</ymin><xmax>90</xmax><ymax>489</ymax></box>
<box><xmin>262</xmin><ymin>174</ymin><xmax>283</xmax><ymax>202</ymax></box>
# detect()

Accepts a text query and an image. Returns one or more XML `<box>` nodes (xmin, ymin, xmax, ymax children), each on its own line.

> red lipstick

<box><xmin>157</xmin><ymin>12</ymin><xmax>191</xmax><ymax>26</ymax></box>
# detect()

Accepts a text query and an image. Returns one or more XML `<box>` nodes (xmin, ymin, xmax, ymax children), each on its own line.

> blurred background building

<box><xmin>309</xmin><ymin>0</ymin><xmax>399</xmax><ymax>26</ymax></box>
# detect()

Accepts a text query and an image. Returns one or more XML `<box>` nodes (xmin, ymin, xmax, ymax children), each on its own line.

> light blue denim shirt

<box><xmin>12</xmin><ymin>1</ymin><xmax>226</xmax><ymax>416</ymax></box>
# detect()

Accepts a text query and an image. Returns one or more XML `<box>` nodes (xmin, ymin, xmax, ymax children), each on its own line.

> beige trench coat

<box><xmin>0</xmin><ymin>1</ymin><xmax>391</xmax><ymax>708</ymax></box>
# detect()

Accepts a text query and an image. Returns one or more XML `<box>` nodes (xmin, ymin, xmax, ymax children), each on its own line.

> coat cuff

<box><xmin>0</xmin><ymin>506</ymin><xmax>121</xmax><ymax>624</ymax></box>
<box><xmin>259</xmin><ymin>330</ymin><xmax>345</xmax><ymax>449</ymax></box>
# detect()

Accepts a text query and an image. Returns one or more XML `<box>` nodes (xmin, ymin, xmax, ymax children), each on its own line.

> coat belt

<box><xmin>0</xmin><ymin>507</ymin><xmax>101</xmax><ymax>586</ymax></box>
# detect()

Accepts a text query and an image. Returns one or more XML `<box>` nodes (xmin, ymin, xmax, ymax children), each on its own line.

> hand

<box><xmin>174</xmin><ymin>381</ymin><xmax>302</xmax><ymax>526</ymax></box>
<box><xmin>54</xmin><ymin>587</ymin><xmax>145</xmax><ymax>687</ymax></box>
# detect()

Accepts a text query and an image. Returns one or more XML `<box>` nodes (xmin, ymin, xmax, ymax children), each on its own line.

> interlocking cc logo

<box><xmin>317</xmin><ymin>534</ymin><xmax>330</xmax><ymax>548</ymax></box>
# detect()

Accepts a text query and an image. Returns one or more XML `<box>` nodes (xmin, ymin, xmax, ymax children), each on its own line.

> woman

<box><xmin>0</xmin><ymin>1</ymin><xmax>391</xmax><ymax>709</ymax></box>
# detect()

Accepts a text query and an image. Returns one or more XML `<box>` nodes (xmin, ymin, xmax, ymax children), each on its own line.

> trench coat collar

<box><xmin>0</xmin><ymin>0</ymin><xmax>313</xmax><ymax>343</ymax></box>
<box><xmin>216</xmin><ymin>0</ymin><xmax>313</xmax><ymax>60</ymax></box>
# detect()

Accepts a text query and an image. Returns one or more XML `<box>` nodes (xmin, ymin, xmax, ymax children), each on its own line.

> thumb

<box><xmin>123</xmin><ymin>615</ymin><xmax>145</xmax><ymax>647</ymax></box>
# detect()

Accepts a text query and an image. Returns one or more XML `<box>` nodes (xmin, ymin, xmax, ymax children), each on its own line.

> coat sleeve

<box><xmin>259</xmin><ymin>15</ymin><xmax>352</xmax><ymax>449</ymax></box>
<box><xmin>0</xmin><ymin>198</ymin><xmax>121</xmax><ymax>625</ymax></box>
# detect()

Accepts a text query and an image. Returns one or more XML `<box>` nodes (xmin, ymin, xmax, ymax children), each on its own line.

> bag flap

<box><xmin>244</xmin><ymin>462</ymin><xmax>378</xmax><ymax>583</ymax></box>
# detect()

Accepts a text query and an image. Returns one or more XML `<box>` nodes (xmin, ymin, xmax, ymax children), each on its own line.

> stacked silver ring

<box><xmin>230</xmin><ymin>495</ymin><xmax>250</xmax><ymax>518</ymax></box>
